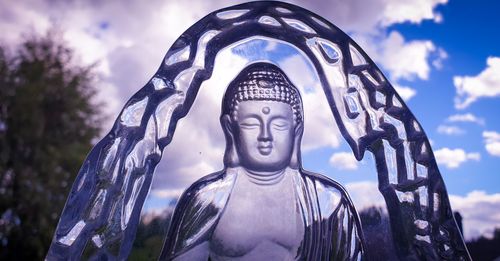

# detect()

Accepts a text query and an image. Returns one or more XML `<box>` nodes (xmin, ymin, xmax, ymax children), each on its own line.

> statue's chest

<box><xmin>210</xmin><ymin>174</ymin><xmax>304</xmax><ymax>258</ymax></box>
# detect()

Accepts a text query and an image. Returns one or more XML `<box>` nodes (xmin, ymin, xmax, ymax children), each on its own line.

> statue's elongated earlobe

<box><xmin>221</xmin><ymin>115</ymin><xmax>239</xmax><ymax>167</ymax></box>
<box><xmin>290</xmin><ymin>122</ymin><xmax>303</xmax><ymax>169</ymax></box>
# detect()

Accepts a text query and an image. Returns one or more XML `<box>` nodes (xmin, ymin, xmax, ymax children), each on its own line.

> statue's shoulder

<box><xmin>300</xmin><ymin>169</ymin><xmax>351</xmax><ymax>199</ymax></box>
<box><xmin>179</xmin><ymin>168</ymin><xmax>235</xmax><ymax>202</ymax></box>
<box><xmin>164</xmin><ymin>169</ymin><xmax>235</xmax><ymax>257</ymax></box>
<box><xmin>183</xmin><ymin>171</ymin><xmax>225</xmax><ymax>193</ymax></box>
<box><xmin>299</xmin><ymin>169</ymin><xmax>362</xmax><ymax>235</ymax></box>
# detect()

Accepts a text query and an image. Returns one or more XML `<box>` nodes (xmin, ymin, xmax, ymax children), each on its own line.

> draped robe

<box><xmin>160</xmin><ymin>167</ymin><xmax>365</xmax><ymax>260</ymax></box>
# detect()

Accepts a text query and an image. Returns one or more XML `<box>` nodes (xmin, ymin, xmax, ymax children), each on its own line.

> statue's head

<box><xmin>221</xmin><ymin>62</ymin><xmax>304</xmax><ymax>172</ymax></box>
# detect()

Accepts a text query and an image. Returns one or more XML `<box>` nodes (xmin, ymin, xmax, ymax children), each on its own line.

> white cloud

<box><xmin>0</xmin><ymin>1</ymin><xmax>51</xmax><ymax>45</ymax></box>
<box><xmin>296</xmin><ymin>0</ymin><xmax>447</xmax><ymax>33</ymax></box>
<box><xmin>393</xmin><ymin>83</ymin><xmax>417</xmax><ymax>101</ymax></box>
<box><xmin>483</xmin><ymin>131</ymin><xmax>500</xmax><ymax>141</ymax></box>
<box><xmin>351</xmin><ymin>31</ymin><xmax>444</xmax><ymax>101</ymax></box>
<box><xmin>380</xmin><ymin>0</ymin><xmax>448</xmax><ymax>26</ymax></box>
<box><xmin>329</xmin><ymin>152</ymin><xmax>359</xmax><ymax>170</ymax></box>
<box><xmin>449</xmin><ymin>191</ymin><xmax>500</xmax><ymax>240</ymax></box>
<box><xmin>437</xmin><ymin>125</ymin><xmax>465</xmax><ymax>136</ymax></box>
<box><xmin>432</xmin><ymin>47</ymin><xmax>448</xmax><ymax>69</ymax></box>
<box><xmin>483</xmin><ymin>131</ymin><xmax>500</xmax><ymax>157</ymax></box>
<box><xmin>345</xmin><ymin>181</ymin><xmax>386</xmax><ymax>210</ymax></box>
<box><xmin>378</xmin><ymin>31</ymin><xmax>437</xmax><ymax>81</ymax></box>
<box><xmin>434</xmin><ymin>148</ymin><xmax>480</xmax><ymax>169</ymax></box>
<box><xmin>454</xmin><ymin>57</ymin><xmax>500</xmax><ymax>109</ymax></box>
<box><xmin>447</xmin><ymin>113</ymin><xmax>485</xmax><ymax>125</ymax></box>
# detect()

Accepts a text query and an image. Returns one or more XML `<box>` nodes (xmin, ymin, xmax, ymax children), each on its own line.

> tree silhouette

<box><xmin>466</xmin><ymin>228</ymin><xmax>500</xmax><ymax>261</ymax></box>
<box><xmin>0</xmin><ymin>31</ymin><xmax>104</xmax><ymax>260</ymax></box>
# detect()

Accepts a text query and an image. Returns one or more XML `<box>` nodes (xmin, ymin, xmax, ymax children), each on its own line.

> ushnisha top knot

<box><xmin>222</xmin><ymin>62</ymin><xmax>303</xmax><ymax>123</ymax></box>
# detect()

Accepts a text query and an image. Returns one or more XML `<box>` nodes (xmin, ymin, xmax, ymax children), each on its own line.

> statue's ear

<box><xmin>290</xmin><ymin>122</ymin><xmax>303</xmax><ymax>169</ymax></box>
<box><xmin>221</xmin><ymin>115</ymin><xmax>239</xmax><ymax>167</ymax></box>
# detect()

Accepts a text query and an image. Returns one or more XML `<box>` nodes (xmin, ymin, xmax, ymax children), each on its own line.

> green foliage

<box><xmin>0</xmin><ymin>31</ymin><xmax>104</xmax><ymax>260</ymax></box>
<box><xmin>129</xmin><ymin>215</ymin><xmax>172</xmax><ymax>261</ymax></box>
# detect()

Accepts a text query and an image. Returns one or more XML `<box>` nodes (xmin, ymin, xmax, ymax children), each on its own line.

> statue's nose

<box><xmin>258</xmin><ymin>124</ymin><xmax>272</xmax><ymax>142</ymax></box>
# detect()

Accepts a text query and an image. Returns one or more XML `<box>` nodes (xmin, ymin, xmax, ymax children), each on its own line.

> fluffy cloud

<box><xmin>483</xmin><ymin>131</ymin><xmax>500</xmax><ymax>157</ymax></box>
<box><xmin>329</xmin><ymin>152</ymin><xmax>359</xmax><ymax>170</ymax></box>
<box><xmin>380</xmin><ymin>0</ymin><xmax>447</xmax><ymax>26</ymax></box>
<box><xmin>393</xmin><ymin>83</ymin><xmax>417</xmax><ymax>101</ymax></box>
<box><xmin>0</xmin><ymin>1</ymin><xmax>51</xmax><ymax>45</ymax></box>
<box><xmin>345</xmin><ymin>181</ymin><xmax>386</xmax><ymax>210</ymax></box>
<box><xmin>352</xmin><ymin>31</ymin><xmax>446</xmax><ymax>101</ymax></box>
<box><xmin>297</xmin><ymin>0</ymin><xmax>447</xmax><ymax>33</ymax></box>
<box><xmin>454</xmin><ymin>57</ymin><xmax>500</xmax><ymax>109</ymax></box>
<box><xmin>447</xmin><ymin>113</ymin><xmax>485</xmax><ymax>125</ymax></box>
<box><xmin>378</xmin><ymin>31</ymin><xmax>438</xmax><ymax>81</ymax></box>
<box><xmin>449</xmin><ymin>191</ymin><xmax>500</xmax><ymax>240</ymax></box>
<box><xmin>437</xmin><ymin>125</ymin><xmax>465</xmax><ymax>136</ymax></box>
<box><xmin>432</xmin><ymin>47</ymin><xmax>448</xmax><ymax>69</ymax></box>
<box><xmin>434</xmin><ymin>148</ymin><xmax>480</xmax><ymax>169</ymax></box>
<box><xmin>353</xmin><ymin>31</ymin><xmax>445</xmax><ymax>82</ymax></box>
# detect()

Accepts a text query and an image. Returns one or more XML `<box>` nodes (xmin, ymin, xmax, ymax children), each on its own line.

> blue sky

<box><xmin>388</xmin><ymin>0</ymin><xmax>500</xmax><ymax>195</ymax></box>
<box><xmin>1</xmin><ymin>0</ymin><xmax>499</xmax><ymax>240</ymax></box>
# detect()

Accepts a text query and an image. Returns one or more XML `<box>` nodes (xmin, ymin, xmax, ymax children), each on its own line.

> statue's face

<box><xmin>233</xmin><ymin>100</ymin><xmax>295</xmax><ymax>172</ymax></box>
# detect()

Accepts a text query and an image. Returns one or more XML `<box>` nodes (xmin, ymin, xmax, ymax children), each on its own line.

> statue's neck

<box><xmin>241</xmin><ymin>168</ymin><xmax>286</xmax><ymax>185</ymax></box>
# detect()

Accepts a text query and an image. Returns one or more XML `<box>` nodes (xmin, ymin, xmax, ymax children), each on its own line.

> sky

<box><xmin>1</xmin><ymin>0</ymin><xmax>499</xmax><ymax>241</ymax></box>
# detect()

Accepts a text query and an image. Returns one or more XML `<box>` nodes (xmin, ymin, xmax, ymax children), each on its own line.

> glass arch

<box><xmin>46</xmin><ymin>1</ymin><xmax>470</xmax><ymax>260</ymax></box>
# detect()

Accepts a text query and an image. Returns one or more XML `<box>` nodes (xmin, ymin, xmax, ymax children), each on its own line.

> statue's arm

<box><xmin>334</xmin><ymin>196</ymin><xmax>365</xmax><ymax>260</ymax></box>
<box><xmin>160</xmin><ymin>189</ymin><xmax>211</xmax><ymax>260</ymax></box>
<box><xmin>302</xmin><ymin>172</ymin><xmax>364</xmax><ymax>260</ymax></box>
<box><xmin>160</xmin><ymin>171</ymin><xmax>231</xmax><ymax>260</ymax></box>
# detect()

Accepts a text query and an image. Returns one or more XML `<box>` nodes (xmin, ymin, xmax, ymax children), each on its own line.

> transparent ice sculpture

<box><xmin>46</xmin><ymin>1</ymin><xmax>471</xmax><ymax>260</ymax></box>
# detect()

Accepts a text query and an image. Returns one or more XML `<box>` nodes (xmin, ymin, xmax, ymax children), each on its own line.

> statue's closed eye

<box><xmin>240</xmin><ymin>119</ymin><xmax>260</xmax><ymax>129</ymax></box>
<box><xmin>272</xmin><ymin>119</ymin><xmax>290</xmax><ymax>130</ymax></box>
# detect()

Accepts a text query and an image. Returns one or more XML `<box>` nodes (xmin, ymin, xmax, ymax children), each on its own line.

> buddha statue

<box><xmin>160</xmin><ymin>62</ymin><xmax>365</xmax><ymax>260</ymax></box>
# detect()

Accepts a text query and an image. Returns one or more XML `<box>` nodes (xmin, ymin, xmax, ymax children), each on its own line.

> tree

<box><xmin>0</xmin><ymin>31</ymin><xmax>104</xmax><ymax>260</ymax></box>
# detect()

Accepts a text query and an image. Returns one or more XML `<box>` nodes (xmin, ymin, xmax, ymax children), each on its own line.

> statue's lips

<box><xmin>258</xmin><ymin>145</ymin><xmax>273</xmax><ymax>155</ymax></box>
